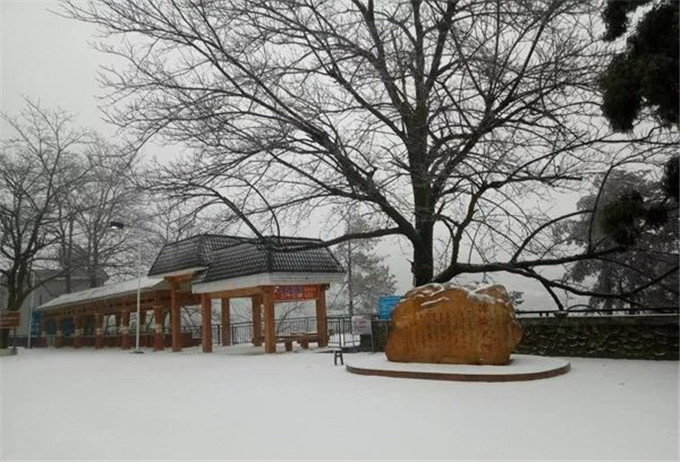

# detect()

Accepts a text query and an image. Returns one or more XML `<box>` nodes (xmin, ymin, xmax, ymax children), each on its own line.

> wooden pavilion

<box><xmin>35</xmin><ymin>235</ymin><xmax>345</xmax><ymax>354</ymax></box>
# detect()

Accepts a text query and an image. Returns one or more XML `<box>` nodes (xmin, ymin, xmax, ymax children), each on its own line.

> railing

<box><xmin>29</xmin><ymin>315</ymin><xmax>362</xmax><ymax>348</ymax></box>
<box><xmin>327</xmin><ymin>316</ymin><xmax>361</xmax><ymax>347</ymax></box>
<box><xmin>516</xmin><ymin>306</ymin><xmax>679</xmax><ymax>318</ymax></box>
<box><xmin>195</xmin><ymin>315</ymin><xmax>361</xmax><ymax>347</ymax></box>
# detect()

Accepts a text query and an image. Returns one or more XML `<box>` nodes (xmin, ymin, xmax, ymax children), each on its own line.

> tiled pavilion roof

<box><xmin>148</xmin><ymin>234</ymin><xmax>344</xmax><ymax>281</ymax></box>
<box><xmin>194</xmin><ymin>236</ymin><xmax>345</xmax><ymax>284</ymax></box>
<box><xmin>147</xmin><ymin>234</ymin><xmax>246</xmax><ymax>277</ymax></box>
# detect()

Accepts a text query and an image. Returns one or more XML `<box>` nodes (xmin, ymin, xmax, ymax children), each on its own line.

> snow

<box><xmin>420</xmin><ymin>296</ymin><xmax>450</xmax><ymax>307</ymax></box>
<box><xmin>408</xmin><ymin>282</ymin><xmax>510</xmax><ymax>306</ymax></box>
<box><xmin>1</xmin><ymin>346</ymin><xmax>678</xmax><ymax>460</ymax></box>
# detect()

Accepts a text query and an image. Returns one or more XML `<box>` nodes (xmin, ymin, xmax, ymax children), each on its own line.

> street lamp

<box><xmin>109</xmin><ymin>221</ymin><xmax>144</xmax><ymax>354</ymax></box>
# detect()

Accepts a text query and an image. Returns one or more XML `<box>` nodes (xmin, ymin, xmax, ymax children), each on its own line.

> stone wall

<box><xmin>370</xmin><ymin>315</ymin><xmax>679</xmax><ymax>360</ymax></box>
<box><xmin>515</xmin><ymin>314</ymin><xmax>678</xmax><ymax>360</ymax></box>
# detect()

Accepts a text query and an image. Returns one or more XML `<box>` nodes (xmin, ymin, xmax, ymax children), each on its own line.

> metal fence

<box><xmin>195</xmin><ymin>315</ymin><xmax>361</xmax><ymax>347</ymax></box>
<box><xmin>516</xmin><ymin>306</ymin><xmax>679</xmax><ymax>317</ymax></box>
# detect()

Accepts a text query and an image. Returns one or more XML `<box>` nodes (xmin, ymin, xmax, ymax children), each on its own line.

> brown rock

<box><xmin>385</xmin><ymin>283</ymin><xmax>523</xmax><ymax>365</ymax></box>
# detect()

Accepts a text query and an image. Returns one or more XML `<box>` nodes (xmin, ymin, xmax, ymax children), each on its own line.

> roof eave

<box><xmin>192</xmin><ymin>271</ymin><xmax>346</xmax><ymax>294</ymax></box>
<box><xmin>35</xmin><ymin>278</ymin><xmax>169</xmax><ymax>312</ymax></box>
<box><xmin>147</xmin><ymin>266</ymin><xmax>208</xmax><ymax>279</ymax></box>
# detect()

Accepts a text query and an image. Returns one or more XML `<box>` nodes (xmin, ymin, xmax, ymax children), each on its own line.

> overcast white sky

<box><xmin>1</xmin><ymin>1</ymin><xmax>110</xmax><ymax>132</ymax></box>
<box><xmin>1</xmin><ymin>0</ymin><xmax>581</xmax><ymax>309</ymax></box>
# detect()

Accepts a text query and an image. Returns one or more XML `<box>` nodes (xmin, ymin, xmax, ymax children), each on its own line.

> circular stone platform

<box><xmin>345</xmin><ymin>354</ymin><xmax>570</xmax><ymax>382</ymax></box>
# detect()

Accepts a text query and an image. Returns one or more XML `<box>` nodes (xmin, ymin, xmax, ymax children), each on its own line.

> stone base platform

<box><xmin>345</xmin><ymin>353</ymin><xmax>570</xmax><ymax>382</ymax></box>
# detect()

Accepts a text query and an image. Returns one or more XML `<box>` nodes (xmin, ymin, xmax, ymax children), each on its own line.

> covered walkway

<box><xmin>36</xmin><ymin>234</ymin><xmax>345</xmax><ymax>353</ymax></box>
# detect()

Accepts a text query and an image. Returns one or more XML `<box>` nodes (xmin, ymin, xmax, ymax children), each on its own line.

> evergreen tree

<box><xmin>563</xmin><ymin>169</ymin><xmax>678</xmax><ymax>310</ymax></box>
<box><xmin>336</xmin><ymin>217</ymin><xmax>397</xmax><ymax>316</ymax></box>
<box><xmin>600</xmin><ymin>0</ymin><xmax>679</xmax><ymax>131</ymax></box>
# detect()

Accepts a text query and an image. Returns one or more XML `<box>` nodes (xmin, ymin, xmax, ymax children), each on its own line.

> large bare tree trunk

<box><xmin>63</xmin><ymin>0</ymin><xmax>679</xmax><ymax>307</ymax></box>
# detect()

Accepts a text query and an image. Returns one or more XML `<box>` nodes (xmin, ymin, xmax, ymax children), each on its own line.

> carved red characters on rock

<box><xmin>385</xmin><ymin>283</ymin><xmax>523</xmax><ymax>365</ymax></box>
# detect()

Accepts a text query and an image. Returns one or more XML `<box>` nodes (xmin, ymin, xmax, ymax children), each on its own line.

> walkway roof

<box><xmin>36</xmin><ymin>277</ymin><xmax>169</xmax><ymax>312</ymax></box>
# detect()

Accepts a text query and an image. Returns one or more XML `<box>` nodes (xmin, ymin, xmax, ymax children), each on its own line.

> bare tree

<box><xmin>145</xmin><ymin>196</ymin><xmax>213</xmax><ymax>249</ymax></box>
<box><xmin>64</xmin><ymin>1</ymin><xmax>678</xmax><ymax>307</ymax></box>
<box><xmin>52</xmin><ymin>136</ymin><xmax>144</xmax><ymax>289</ymax></box>
<box><xmin>0</xmin><ymin>101</ymin><xmax>88</xmax><ymax>347</ymax></box>
<box><xmin>73</xmin><ymin>139</ymin><xmax>145</xmax><ymax>285</ymax></box>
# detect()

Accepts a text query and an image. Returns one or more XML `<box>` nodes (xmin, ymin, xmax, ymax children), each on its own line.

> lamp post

<box><xmin>109</xmin><ymin>221</ymin><xmax>144</xmax><ymax>354</ymax></box>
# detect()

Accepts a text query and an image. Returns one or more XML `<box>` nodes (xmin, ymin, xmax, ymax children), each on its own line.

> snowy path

<box><xmin>1</xmin><ymin>346</ymin><xmax>677</xmax><ymax>460</ymax></box>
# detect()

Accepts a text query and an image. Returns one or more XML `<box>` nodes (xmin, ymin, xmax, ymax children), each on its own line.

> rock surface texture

<box><xmin>385</xmin><ymin>283</ymin><xmax>523</xmax><ymax>365</ymax></box>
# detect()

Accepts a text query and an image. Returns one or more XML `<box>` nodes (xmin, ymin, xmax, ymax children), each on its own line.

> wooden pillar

<box><xmin>55</xmin><ymin>316</ymin><xmax>63</xmax><ymax>348</ymax></box>
<box><xmin>200</xmin><ymin>294</ymin><xmax>213</xmax><ymax>353</ymax></box>
<box><xmin>251</xmin><ymin>295</ymin><xmax>262</xmax><ymax>346</ymax></box>
<box><xmin>114</xmin><ymin>312</ymin><xmax>122</xmax><ymax>341</ymax></box>
<box><xmin>121</xmin><ymin>310</ymin><xmax>132</xmax><ymax>350</ymax></box>
<box><xmin>316</xmin><ymin>285</ymin><xmax>328</xmax><ymax>347</ymax></box>
<box><xmin>139</xmin><ymin>309</ymin><xmax>147</xmax><ymax>332</ymax></box>
<box><xmin>152</xmin><ymin>304</ymin><xmax>164</xmax><ymax>351</ymax></box>
<box><xmin>263</xmin><ymin>288</ymin><xmax>276</xmax><ymax>354</ymax></box>
<box><xmin>72</xmin><ymin>313</ymin><xmax>83</xmax><ymax>349</ymax></box>
<box><xmin>94</xmin><ymin>313</ymin><xmax>104</xmax><ymax>350</ymax></box>
<box><xmin>39</xmin><ymin>317</ymin><xmax>47</xmax><ymax>347</ymax></box>
<box><xmin>221</xmin><ymin>298</ymin><xmax>231</xmax><ymax>346</ymax></box>
<box><xmin>170</xmin><ymin>279</ymin><xmax>182</xmax><ymax>352</ymax></box>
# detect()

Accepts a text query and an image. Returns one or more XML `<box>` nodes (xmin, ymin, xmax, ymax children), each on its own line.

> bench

<box><xmin>277</xmin><ymin>332</ymin><xmax>321</xmax><ymax>351</ymax></box>
<box><xmin>253</xmin><ymin>332</ymin><xmax>322</xmax><ymax>351</ymax></box>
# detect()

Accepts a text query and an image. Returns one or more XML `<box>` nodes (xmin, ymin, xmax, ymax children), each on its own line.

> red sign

<box><xmin>0</xmin><ymin>311</ymin><xmax>20</xmax><ymax>329</ymax></box>
<box><xmin>274</xmin><ymin>285</ymin><xmax>319</xmax><ymax>302</ymax></box>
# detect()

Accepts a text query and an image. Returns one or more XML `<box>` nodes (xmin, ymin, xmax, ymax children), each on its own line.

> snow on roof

<box><xmin>36</xmin><ymin>276</ymin><xmax>169</xmax><ymax>312</ymax></box>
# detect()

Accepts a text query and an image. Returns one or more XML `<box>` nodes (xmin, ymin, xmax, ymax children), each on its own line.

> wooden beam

<box><xmin>55</xmin><ymin>316</ymin><xmax>63</xmax><ymax>348</ymax></box>
<box><xmin>139</xmin><ymin>309</ymin><xmax>147</xmax><ymax>333</ymax></box>
<box><xmin>251</xmin><ymin>295</ymin><xmax>262</xmax><ymax>347</ymax></box>
<box><xmin>205</xmin><ymin>286</ymin><xmax>263</xmax><ymax>300</ymax></box>
<box><xmin>168</xmin><ymin>273</ymin><xmax>194</xmax><ymax>283</ymax></box>
<box><xmin>201</xmin><ymin>294</ymin><xmax>213</xmax><ymax>353</ymax></box>
<box><xmin>114</xmin><ymin>312</ymin><xmax>122</xmax><ymax>334</ymax></box>
<box><xmin>263</xmin><ymin>287</ymin><xmax>276</xmax><ymax>354</ymax></box>
<box><xmin>316</xmin><ymin>285</ymin><xmax>328</xmax><ymax>347</ymax></box>
<box><xmin>40</xmin><ymin>317</ymin><xmax>47</xmax><ymax>348</ymax></box>
<box><xmin>169</xmin><ymin>278</ymin><xmax>182</xmax><ymax>352</ymax></box>
<box><xmin>152</xmin><ymin>303</ymin><xmax>164</xmax><ymax>351</ymax></box>
<box><xmin>221</xmin><ymin>298</ymin><xmax>231</xmax><ymax>347</ymax></box>
<box><xmin>72</xmin><ymin>314</ymin><xmax>83</xmax><ymax>349</ymax></box>
<box><xmin>121</xmin><ymin>310</ymin><xmax>131</xmax><ymax>350</ymax></box>
<box><xmin>95</xmin><ymin>313</ymin><xmax>104</xmax><ymax>350</ymax></box>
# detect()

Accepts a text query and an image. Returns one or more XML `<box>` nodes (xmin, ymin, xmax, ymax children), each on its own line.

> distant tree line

<box><xmin>0</xmin><ymin>100</ymin><xmax>220</xmax><ymax>348</ymax></box>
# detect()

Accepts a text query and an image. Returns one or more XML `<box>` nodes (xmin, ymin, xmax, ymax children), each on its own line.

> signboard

<box><xmin>351</xmin><ymin>315</ymin><xmax>372</xmax><ymax>335</ymax></box>
<box><xmin>379</xmin><ymin>295</ymin><xmax>403</xmax><ymax>320</ymax></box>
<box><xmin>0</xmin><ymin>311</ymin><xmax>20</xmax><ymax>329</ymax></box>
<box><xmin>274</xmin><ymin>285</ymin><xmax>319</xmax><ymax>302</ymax></box>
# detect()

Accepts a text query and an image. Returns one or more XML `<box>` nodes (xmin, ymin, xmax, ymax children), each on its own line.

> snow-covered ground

<box><xmin>1</xmin><ymin>346</ymin><xmax>678</xmax><ymax>461</ymax></box>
